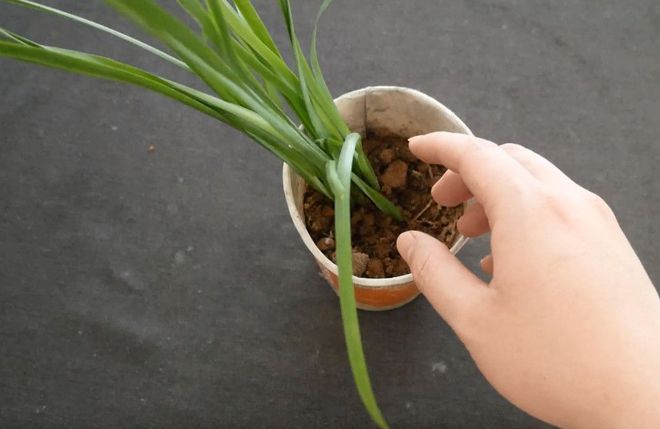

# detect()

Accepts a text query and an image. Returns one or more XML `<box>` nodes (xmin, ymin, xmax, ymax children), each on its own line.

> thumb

<box><xmin>397</xmin><ymin>231</ymin><xmax>488</xmax><ymax>328</ymax></box>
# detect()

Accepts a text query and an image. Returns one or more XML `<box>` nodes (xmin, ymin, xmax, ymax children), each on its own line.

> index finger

<box><xmin>409</xmin><ymin>132</ymin><xmax>537</xmax><ymax>217</ymax></box>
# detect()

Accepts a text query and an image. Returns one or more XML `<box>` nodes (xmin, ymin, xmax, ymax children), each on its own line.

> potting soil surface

<box><xmin>304</xmin><ymin>132</ymin><xmax>463</xmax><ymax>278</ymax></box>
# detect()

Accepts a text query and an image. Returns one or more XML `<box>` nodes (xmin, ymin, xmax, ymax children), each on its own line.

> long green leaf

<box><xmin>4</xmin><ymin>0</ymin><xmax>187</xmax><ymax>69</ymax></box>
<box><xmin>106</xmin><ymin>0</ymin><xmax>235</xmax><ymax>101</ymax></box>
<box><xmin>0</xmin><ymin>39</ymin><xmax>330</xmax><ymax>196</ymax></box>
<box><xmin>205</xmin><ymin>0</ymin><xmax>235</xmax><ymax>59</ymax></box>
<box><xmin>215</xmin><ymin>0</ymin><xmax>298</xmax><ymax>85</ymax></box>
<box><xmin>216</xmin><ymin>3</ymin><xmax>311</xmax><ymax>130</ymax></box>
<box><xmin>351</xmin><ymin>173</ymin><xmax>402</xmax><ymax>220</ymax></box>
<box><xmin>176</xmin><ymin>0</ymin><xmax>286</xmax><ymax>115</ymax></box>
<box><xmin>109</xmin><ymin>0</ymin><xmax>320</xmax><ymax>175</ymax></box>
<box><xmin>0</xmin><ymin>26</ymin><xmax>40</xmax><ymax>46</ymax></box>
<box><xmin>308</xmin><ymin>0</ymin><xmax>380</xmax><ymax>188</ymax></box>
<box><xmin>177</xmin><ymin>0</ymin><xmax>316</xmax><ymax>141</ymax></box>
<box><xmin>204</xmin><ymin>0</ymin><xmax>288</xmax><ymax>117</ymax></box>
<box><xmin>278</xmin><ymin>0</ymin><xmax>343</xmax><ymax>143</ymax></box>
<box><xmin>232</xmin><ymin>0</ymin><xmax>281</xmax><ymax>56</ymax></box>
<box><xmin>108</xmin><ymin>1</ymin><xmax>277</xmax><ymax>120</ymax></box>
<box><xmin>326</xmin><ymin>134</ymin><xmax>390</xmax><ymax>429</ymax></box>
<box><xmin>167</xmin><ymin>35</ymin><xmax>330</xmax><ymax>175</ymax></box>
<box><xmin>310</xmin><ymin>0</ymin><xmax>348</xmax><ymax>135</ymax></box>
<box><xmin>278</xmin><ymin>0</ymin><xmax>381</xmax><ymax>199</ymax></box>
<box><xmin>0</xmin><ymin>40</ymin><xmax>228</xmax><ymax>120</ymax></box>
<box><xmin>177</xmin><ymin>0</ymin><xmax>212</xmax><ymax>37</ymax></box>
<box><xmin>279</xmin><ymin>0</ymin><xmax>345</xmax><ymax>142</ymax></box>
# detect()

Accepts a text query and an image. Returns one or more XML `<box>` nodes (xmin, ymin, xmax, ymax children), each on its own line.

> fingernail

<box><xmin>407</xmin><ymin>135</ymin><xmax>422</xmax><ymax>147</ymax></box>
<box><xmin>396</xmin><ymin>231</ymin><xmax>416</xmax><ymax>259</ymax></box>
<box><xmin>431</xmin><ymin>181</ymin><xmax>440</xmax><ymax>195</ymax></box>
<box><xmin>430</xmin><ymin>181</ymin><xmax>446</xmax><ymax>203</ymax></box>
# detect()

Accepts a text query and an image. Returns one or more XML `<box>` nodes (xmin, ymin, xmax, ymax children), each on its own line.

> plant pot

<box><xmin>283</xmin><ymin>86</ymin><xmax>473</xmax><ymax>311</ymax></box>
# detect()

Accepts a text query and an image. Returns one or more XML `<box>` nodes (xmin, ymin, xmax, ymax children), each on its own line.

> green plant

<box><xmin>1</xmin><ymin>1</ymin><xmax>398</xmax><ymax>427</ymax></box>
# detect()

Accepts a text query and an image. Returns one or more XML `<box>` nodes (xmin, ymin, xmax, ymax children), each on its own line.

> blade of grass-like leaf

<box><xmin>232</xmin><ymin>119</ymin><xmax>332</xmax><ymax>198</ymax></box>
<box><xmin>326</xmin><ymin>134</ymin><xmax>390</xmax><ymax>429</ymax></box>
<box><xmin>351</xmin><ymin>173</ymin><xmax>402</xmax><ymax>220</ymax></box>
<box><xmin>279</xmin><ymin>0</ymin><xmax>380</xmax><ymax>192</ymax></box>
<box><xmin>106</xmin><ymin>0</ymin><xmax>238</xmax><ymax>103</ymax></box>
<box><xmin>175</xmin><ymin>36</ymin><xmax>329</xmax><ymax>167</ymax></box>
<box><xmin>291</xmin><ymin>38</ymin><xmax>330</xmax><ymax>140</ymax></box>
<box><xmin>109</xmin><ymin>0</ymin><xmax>316</xmax><ymax>164</ymax></box>
<box><xmin>177</xmin><ymin>0</ymin><xmax>288</xmax><ymax>119</ymax></box>
<box><xmin>278</xmin><ymin>0</ymin><xmax>343</xmax><ymax>140</ymax></box>
<box><xmin>204</xmin><ymin>0</ymin><xmax>284</xmax><ymax>116</ymax></box>
<box><xmin>167</xmin><ymin>35</ymin><xmax>330</xmax><ymax>174</ymax></box>
<box><xmin>269</xmin><ymin>0</ymin><xmax>325</xmax><ymax>138</ymax></box>
<box><xmin>263</xmin><ymin>80</ymin><xmax>284</xmax><ymax>111</ymax></box>
<box><xmin>108</xmin><ymin>0</ymin><xmax>281</xmax><ymax>125</ymax></box>
<box><xmin>279</xmin><ymin>0</ymin><xmax>337</xmax><ymax>138</ymax></box>
<box><xmin>322</xmin><ymin>136</ymin><xmax>343</xmax><ymax>159</ymax></box>
<box><xmin>308</xmin><ymin>0</ymin><xmax>380</xmax><ymax>188</ymax></box>
<box><xmin>0</xmin><ymin>39</ymin><xmax>329</xmax><ymax>196</ymax></box>
<box><xmin>232</xmin><ymin>0</ymin><xmax>281</xmax><ymax>56</ymax></box>
<box><xmin>4</xmin><ymin>0</ymin><xmax>187</xmax><ymax>69</ymax></box>
<box><xmin>234</xmin><ymin>42</ymin><xmax>299</xmax><ymax>105</ymax></box>
<box><xmin>0</xmin><ymin>40</ymin><xmax>232</xmax><ymax>121</ymax></box>
<box><xmin>213</xmin><ymin>0</ymin><xmax>298</xmax><ymax>85</ymax></box>
<box><xmin>204</xmin><ymin>1</ymin><xmax>317</xmax><ymax>135</ymax></box>
<box><xmin>173</xmin><ymin>80</ymin><xmax>330</xmax><ymax>196</ymax></box>
<box><xmin>204</xmin><ymin>0</ymin><xmax>280</xmax><ymax>111</ymax></box>
<box><xmin>281</xmin><ymin>0</ymin><xmax>345</xmax><ymax>142</ymax></box>
<box><xmin>177</xmin><ymin>0</ymin><xmax>214</xmax><ymax>38</ymax></box>
<box><xmin>336</xmin><ymin>133</ymin><xmax>361</xmax><ymax>185</ymax></box>
<box><xmin>230</xmin><ymin>41</ymin><xmax>296</xmax><ymax>97</ymax></box>
<box><xmin>0</xmin><ymin>26</ymin><xmax>40</xmax><ymax>46</ymax></box>
<box><xmin>230</xmin><ymin>40</ymin><xmax>317</xmax><ymax>135</ymax></box>
<box><xmin>178</xmin><ymin>0</ymin><xmax>249</xmax><ymax>88</ymax></box>
<box><xmin>353</xmin><ymin>138</ymin><xmax>381</xmax><ymax>191</ymax></box>
<box><xmin>119</xmin><ymin>0</ymin><xmax>326</xmax><ymax>169</ymax></box>
<box><xmin>195</xmin><ymin>8</ymin><xmax>312</xmax><ymax>134</ymax></box>
<box><xmin>230</xmin><ymin>43</ymin><xmax>312</xmax><ymax>131</ymax></box>
<box><xmin>310</xmin><ymin>0</ymin><xmax>348</xmax><ymax>135</ymax></box>
<box><xmin>162</xmin><ymin>80</ymin><xmax>329</xmax><ymax>195</ymax></box>
<box><xmin>204</xmin><ymin>0</ymin><xmax>234</xmax><ymax>58</ymax></box>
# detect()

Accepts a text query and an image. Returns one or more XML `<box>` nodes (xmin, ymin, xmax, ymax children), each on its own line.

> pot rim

<box><xmin>282</xmin><ymin>85</ymin><xmax>473</xmax><ymax>288</ymax></box>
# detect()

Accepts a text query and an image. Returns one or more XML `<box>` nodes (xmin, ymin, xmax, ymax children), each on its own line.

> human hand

<box><xmin>397</xmin><ymin>132</ymin><xmax>660</xmax><ymax>428</ymax></box>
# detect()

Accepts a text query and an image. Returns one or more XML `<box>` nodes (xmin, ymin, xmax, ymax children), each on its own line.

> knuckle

<box><xmin>538</xmin><ymin>188</ymin><xmax>563</xmax><ymax>207</ymax></box>
<box><xmin>458</xmin><ymin>144</ymin><xmax>494</xmax><ymax>171</ymax></box>
<box><xmin>455</xmin><ymin>139</ymin><xmax>502</xmax><ymax>177</ymax></box>
<box><xmin>583</xmin><ymin>190</ymin><xmax>616</xmax><ymax>219</ymax></box>
<box><xmin>529</xmin><ymin>187</ymin><xmax>617</xmax><ymax>225</ymax></box>
<box><xmin>500</xmin><ymin>142</ymin><xmax>526</xmax><ymax>153</ymax></box>
<box><xmin>523</xmin><ymin>188</ymin><xmax>566</xmax><ymax>217</ymax></box>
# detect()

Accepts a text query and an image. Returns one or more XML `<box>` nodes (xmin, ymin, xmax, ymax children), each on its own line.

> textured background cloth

<box><xmin>1</xmin><ymin>1</ymin><xmax>659</xmax><ymax>427</ymax></box>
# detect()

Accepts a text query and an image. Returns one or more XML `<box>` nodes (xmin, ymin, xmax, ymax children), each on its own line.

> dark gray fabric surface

<box><xmin>1</xmin><ymin>1</ymin><xmax>658</xmax><ymax>428</ymax></box>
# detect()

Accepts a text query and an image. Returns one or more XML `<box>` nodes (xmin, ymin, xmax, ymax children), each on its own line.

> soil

<box><xmin>303</xmin><ymin>130</ymin><xmax>464</xmax><ymax>278</ymax></box>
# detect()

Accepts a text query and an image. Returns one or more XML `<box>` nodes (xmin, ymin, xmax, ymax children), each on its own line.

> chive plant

<box><xmin>1</xmin><ymin>1</ymin><xmax>399</xmax><ymax>427</ymax></box>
